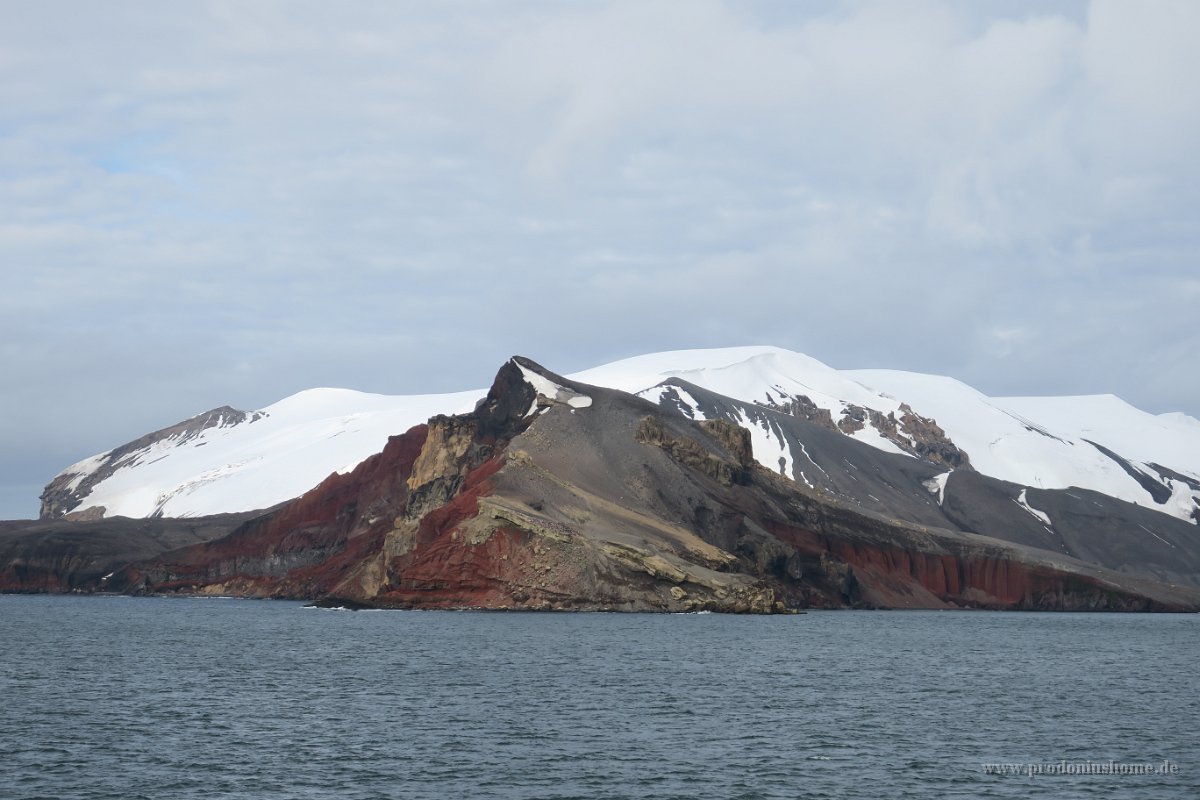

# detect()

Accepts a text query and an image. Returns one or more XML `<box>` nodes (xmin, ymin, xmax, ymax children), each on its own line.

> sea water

<box><xmin>1</xmin><ymin>595</ymin><xmax>1195</xmax><ymax>799</ymax></box>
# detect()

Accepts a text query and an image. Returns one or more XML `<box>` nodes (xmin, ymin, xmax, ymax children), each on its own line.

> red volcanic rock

<box><xmin>379</xmin><ymin>526</ymin><xmax>539</xmax><ymax>608</ymax></box>
<box><xmin>117</xmin><ymin>423</ymin><xmax>431</xmax><ymax>597</ymax></box>
<box><xmin>763</xmin><ymin>518</ymin><xmax>1189</xmax><ymax>611</ymax></box>
<box><xmin>415</xmin><ymin>455</ymin><xmax>503</xmax><ymax>547</ymax></box>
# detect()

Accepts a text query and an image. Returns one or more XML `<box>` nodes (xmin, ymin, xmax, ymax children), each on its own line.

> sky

<box><xmin>1</xmin><ymin>0</ymin><xmax>1197</xmax><ymax>519</ymax></box>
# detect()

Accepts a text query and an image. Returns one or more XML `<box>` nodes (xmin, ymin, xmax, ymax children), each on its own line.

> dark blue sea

<box><xmin>1</xmin><ymin>595</ymin><xmax>1196</xmax><ymax>799</ymax></box>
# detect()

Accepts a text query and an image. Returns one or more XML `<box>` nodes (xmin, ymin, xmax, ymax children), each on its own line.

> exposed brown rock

<box><xmin>633</xmin><ymin>416</ymin><xmax>752</xmax><ymax>487</ymax></box>
<box><xmin>64</xmin><ymin>506</ymin><xmax>106</xmax><ymax>522</ymax></box>
<box><xmin>896</xmin><ymin>403</ymin><xmax>972</xmax><ymax>470</ymax></box>
<box><xmin>838</xmin><ymin>405</ymin><xmax>867</xmax><ymax>435</ymax></box>
<box><xmin>835</xmin><ymin>403</ymin><xmax>970</xmax><ymax>470</ymax></box>
<box><xmin>776</xmin><ymin>394</ymin><xmax>837</xmax><ymax>431</ymax></box>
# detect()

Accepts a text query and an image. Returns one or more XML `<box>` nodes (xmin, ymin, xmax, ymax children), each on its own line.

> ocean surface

<box><xmin>1</xmin><ymin>596</ymin><xmax>1195</xmax><ymax>800</ymax></box>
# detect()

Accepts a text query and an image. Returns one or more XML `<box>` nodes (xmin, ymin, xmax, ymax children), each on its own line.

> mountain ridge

<box><xmin>39</xmin><ymin>346</ymin><xmax>1200</xmax><ymax>527</ymax></box>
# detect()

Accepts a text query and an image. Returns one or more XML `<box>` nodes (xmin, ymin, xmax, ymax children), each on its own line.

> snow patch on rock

<box><xmin>514</xmin><ymin>360</ymin><xmax>593</xmax><ymax>411</ymax></box>
<box><xmin>1015</xmin><ymin>488</ymin><xmax>1053</xmax><ymax>527</ymax></box>
<box><xmin>924</xmin><ymin>471</ymin><xmax>951</xmax><ymax>506</ymax></box>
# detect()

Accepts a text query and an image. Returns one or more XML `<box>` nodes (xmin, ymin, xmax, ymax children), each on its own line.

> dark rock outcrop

<box><xmin>633</xmin><ymin>416</ymin><xmax>753</xmax><ymax>487</ymax></box>
<box><xmin>835</xmin><ymin>403</ymin><xmax>970</xmax><ymax>470</ymax></box>
<box><xmin>896</xmin><ymin>403</ymin><xmax>972</xmax><ymax>470</ymax></box>
<box><xmin>0</xmin><ymin>512</ymin><xmax>260</xmax><ymax>592</ymax></box>
<box><xmin>776</xmin><ymin>394</ymin><xmax>837</xmax><ymax>431</ymax></box>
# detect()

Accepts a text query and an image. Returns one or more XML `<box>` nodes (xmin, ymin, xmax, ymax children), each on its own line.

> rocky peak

<box><xmin>402</xmin><ymin>359</ymin><xmax>545</xmax><ymax>520</ymax></box>
<box><xmin>473</xmin><ymin>358</ymin><xmax>541</xmax><ymax>432</ymax></box>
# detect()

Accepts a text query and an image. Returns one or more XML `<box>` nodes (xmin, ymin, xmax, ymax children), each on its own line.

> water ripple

<box><xmin>1</xmin><ymin>597</ymin><xmax>1196</xmax><ymax>800</ymax></box>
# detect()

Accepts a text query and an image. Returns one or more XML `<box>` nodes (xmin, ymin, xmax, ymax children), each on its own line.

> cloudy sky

<box><xmin>2</xmin><ymin>0</ymin><xmax>1197</xmax><ymax>518</ymax></box>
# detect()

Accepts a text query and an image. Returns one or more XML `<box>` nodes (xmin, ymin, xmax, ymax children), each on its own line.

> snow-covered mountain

<box><xmin>40</xmin><ymin>346</ymin><xmax>1200</xmax><ymax>525</ymax></box>
<box><xmin>40</xmin><ymin>389</ymin><xmax>482</xmax><ymax>521</ymax></box>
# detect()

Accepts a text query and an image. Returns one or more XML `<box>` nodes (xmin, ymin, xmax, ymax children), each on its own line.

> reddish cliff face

<box><xmin>98</xmin><ymin>359</ymin><xmax>1200</xmax><ymax>613</ymax></box>
<box><xmin>117</xmin><ymin>423</ymin><xmax>431</xmax><ymax>597</ymax></box>
<box><xmin>764</xmin><ymin>522</ymin><xmax>1186</xmax><ymax>611</ymax></box>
